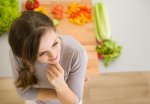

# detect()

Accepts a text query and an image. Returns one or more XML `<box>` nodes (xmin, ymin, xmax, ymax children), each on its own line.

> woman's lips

<box><xmin>49</xmin><ymin>56</ymin><xmax>58</xmax><ymax>61</ymax></box>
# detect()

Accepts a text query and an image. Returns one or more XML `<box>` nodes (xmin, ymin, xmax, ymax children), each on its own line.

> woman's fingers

<box><xmin>47</xmin><ymin>64</ymin><xmax>66</xmax><ymax>89</ymax></box>
<box><xmin>47</xmin><ymin>73</ymin><xmax>52</xmax><ymax>81</ymax></box>
<box><xmin>48</xmin><ymin>67</ymin><xmax>56</xmax><ymax>79</ymax></box>
<box><xmin>50</xmin><ymin>65</ymin><xmax>60</xmax><ymax>77</ymax></box>
<box><xmin>47</xmin><ymin>69</ymin><xmax>52</xmax><ymax>81</ymax></box>
<box><xmin>47</xmin><ymin>63</ymin><xmax>64</xmax><ymax>84</ymax></box>
<box><xmin>54</xmin><ymin>63</ymin><xmax>64</xmax><ymax>73</ymax></box>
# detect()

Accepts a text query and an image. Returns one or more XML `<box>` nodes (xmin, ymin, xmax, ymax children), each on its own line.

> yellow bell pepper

<box><xmin>34</xmin><ymin>6</ymin><xmax>48</xmax><ymax>15</ymax></box>
<box><xmin>66</xmin><ymin>2</ymin><xmax>92</xmax><ymax>25</ymax></box>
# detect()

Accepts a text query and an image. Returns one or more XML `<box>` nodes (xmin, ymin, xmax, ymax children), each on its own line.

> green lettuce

<box><xmin>96</xmin><ymin>40</ymin><xmax>122</xmax><ymax>67</ymax></box>
<box><xmin>0</xmin><ymin>0</ymin><xmax>21</xmax><ymax>36</ymax></box>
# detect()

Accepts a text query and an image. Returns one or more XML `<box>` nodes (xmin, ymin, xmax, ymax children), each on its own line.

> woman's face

<box><xmin>37</xmin><ymin>29</ymin><xmax>61</xmax><ymax>64</ymax></box>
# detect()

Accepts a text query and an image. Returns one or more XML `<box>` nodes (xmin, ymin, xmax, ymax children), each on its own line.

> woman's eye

<box><xmin>39</xmin><ymin>52</ymin><xmax>46</xmax><ymax>56</ymax></box>
<box><xmin>52</xmin><ymin>42</ymin><xmax>58</xmax><ymax>47</ymax></box>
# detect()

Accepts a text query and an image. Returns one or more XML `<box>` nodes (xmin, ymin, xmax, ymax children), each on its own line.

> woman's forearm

<box><xmin>36</xmin><ymin>85</ymin><xmax>78</xmax><ymax>104</ymax></box>
<box><xmin>56</xmin><ymin>83</ymin><xmax>79</xmax><ymax>104</ymax></box>
<box><xmin>46</xmin><ymin>63</ymin><xmax>79</xmax><ymax>104</ymax></box>
<box><xmin>37</xmin><ymin>88</ymin><xmax>58</xmax><ymax>101</ymax></box>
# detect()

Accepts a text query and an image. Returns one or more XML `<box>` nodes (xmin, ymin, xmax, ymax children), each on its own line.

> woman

<box><xmin>8</xmin><ymin>11</ymin><xmax>88</xmax><ymax>104</ymax></box>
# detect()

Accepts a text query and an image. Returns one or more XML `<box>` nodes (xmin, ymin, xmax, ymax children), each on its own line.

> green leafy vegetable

<box><xmin>96</xmin><ymin>40</ymin><xmax>122</xmax><ymax>67</ymax></box>
<box><xmin>0</xmin><ymin>0</ymin><xmax>20</xmax><ymax>36</ymax></box>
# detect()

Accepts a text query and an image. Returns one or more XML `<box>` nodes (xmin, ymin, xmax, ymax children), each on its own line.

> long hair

<box><xmin>8</xmin><ymin>11</ymin><xmax>55</xmax><ymax>89</ymax></box>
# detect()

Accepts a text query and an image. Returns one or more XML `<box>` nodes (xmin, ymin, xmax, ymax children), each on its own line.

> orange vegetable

<box><xmin>66</xmin><ymin>2</ymin><xmax>92</xmax><ymax>25</ymax></box>
<box><xmin>34</xmin><ymin>6</ymin><xmax>48</xmax><ymax>15</ymax></box>
<box><xmin>51</xmin><ymin>4</ymin><xmax>63</xmax><ymax>20</ymax></box>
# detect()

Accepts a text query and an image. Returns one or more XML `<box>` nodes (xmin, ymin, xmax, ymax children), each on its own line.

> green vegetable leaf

<box><xmin>0</xmin><ymin>0</ymin><xmax>21</xmax><ymax>36</ymax></box>
<box><xmin>96</xmin><ymin>40</ymin><xmax>122</xmax><ymax>67</ymax></box>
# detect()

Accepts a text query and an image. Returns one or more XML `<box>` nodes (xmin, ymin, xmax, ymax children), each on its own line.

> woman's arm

<box><xmin>36</xmin><ymin>88</ymin><xmax>58</xmax><ymax>101</ymax></box>
<box><xmin>47</xmin><ymin>64</ymin><xmax>79</xmax><ymax>104</ymax></box>
<box><xmin>66</xmin><ymin>49</ymin><xmax>88</xmax><ymax>103</ymax></box>
<box><xmin>55</xmin><ymin>82</ymin><xmax>79</xmax><ymax>104</ymax></box>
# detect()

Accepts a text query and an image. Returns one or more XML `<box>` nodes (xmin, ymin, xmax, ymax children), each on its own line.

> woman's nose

<box><xmin>46</xmin><ymin>51</ymin><xmax>55</xmax><ymax>60</ymax></box>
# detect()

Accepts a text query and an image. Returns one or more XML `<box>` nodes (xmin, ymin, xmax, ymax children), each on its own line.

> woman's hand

<box><xmin>47</xmin><ymin>63</ymin><xmax>67</xmax><ymax>91</ymax></box>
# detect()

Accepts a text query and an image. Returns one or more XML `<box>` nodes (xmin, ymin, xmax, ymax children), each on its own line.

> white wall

<box><xmin>0</xmin><ymin>34</ymin><xmax>12</xmax><ymax>77</ymax></box>
<box><xmin>92</xmin><ymin>0</ymin><xmax>150</xmax><ymax>73</ymax></box>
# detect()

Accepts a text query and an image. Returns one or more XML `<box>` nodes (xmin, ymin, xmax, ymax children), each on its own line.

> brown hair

<box><xmin>8</xmin><ymin>11</ymin><xmax>55</xmax><ymax>89</ymax></box>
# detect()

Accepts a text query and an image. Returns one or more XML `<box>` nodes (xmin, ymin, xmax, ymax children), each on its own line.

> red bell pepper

<box><xmin>25</xmin><ymin>0</ymin><xmax>39</xmax><ymax>10</ymax></box>
<box><xmin>97</xmin><ymin>53</ymin><xmax>103</xmax><ymax>60</ymax></box>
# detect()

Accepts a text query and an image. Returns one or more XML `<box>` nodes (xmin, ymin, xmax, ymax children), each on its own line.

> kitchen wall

<box><xmin>92</xmin><ymin>0</ymin><xmax>150</xmax><ymax>73</ymax></box>
<box><xmin>0</xmin><ymin>34</ymin><xmax>12</xmax><ymax>77</ymax></box>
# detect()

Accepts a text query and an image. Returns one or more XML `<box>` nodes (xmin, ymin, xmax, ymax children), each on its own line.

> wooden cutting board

<box><xmin>21</xmin><ymin>0</ymin><xmax>99</xmax><ymax>75</ymax></box>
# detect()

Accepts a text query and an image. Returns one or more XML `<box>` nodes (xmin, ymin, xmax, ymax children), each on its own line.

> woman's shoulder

<box><xmin>59</xmin><ymin>35</ymin><xmax>88</xmax><ymax>73</ymax></box>
<box><xmin>60</xmin><ymin>35</ymin><xmax>86</xmax><ymax>53</ymax></box>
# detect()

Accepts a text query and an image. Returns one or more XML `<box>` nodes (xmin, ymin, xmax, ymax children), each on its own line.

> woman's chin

<box><xmin>49</xmin><ymin>61</ymin><xmax>59</xmax><ymax>65</ymax></box>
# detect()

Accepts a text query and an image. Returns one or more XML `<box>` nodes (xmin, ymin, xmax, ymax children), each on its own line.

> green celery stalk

<box><xmin>93</xmin><ymin>2</ymin><xmax>111</xmax><ymax>41</ymax></box>
<box><xmin>93</xmin><ymin>4</ymin><xmax>101</xmax><ymax>42</ymax></box>
<box><xmin>98</xmin><ymin>3</ymin><xmax>111</xmax><ymax>40</ymax></box>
